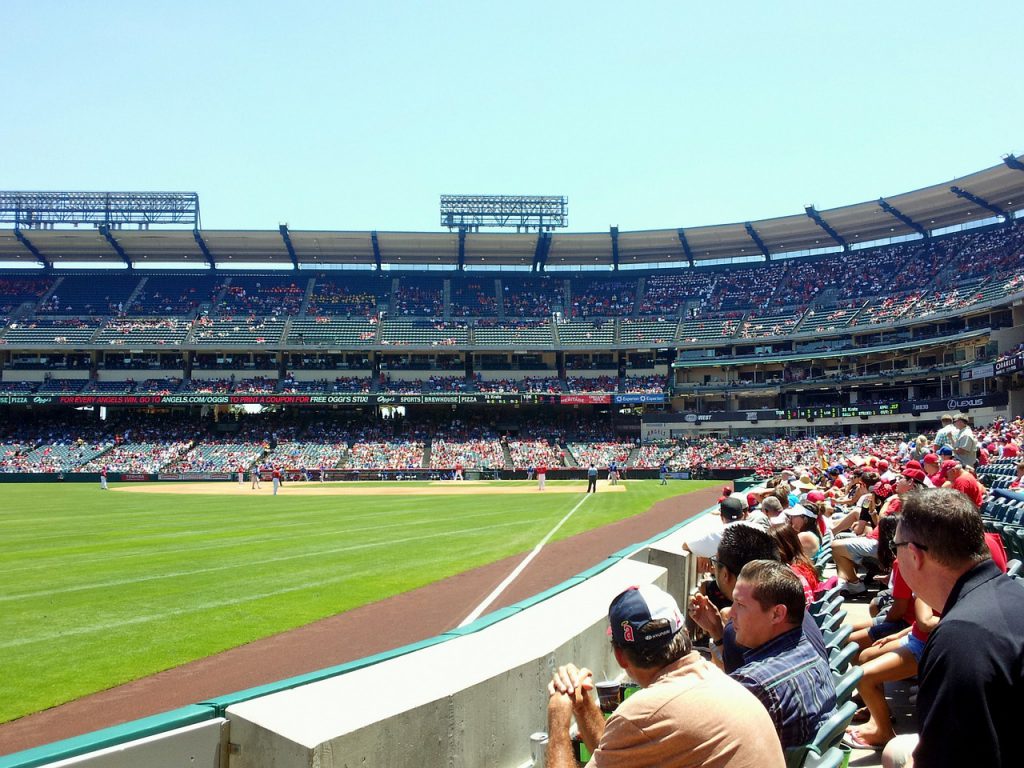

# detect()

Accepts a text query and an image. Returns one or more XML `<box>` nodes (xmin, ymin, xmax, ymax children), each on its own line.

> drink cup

<box><xmin>595</xmin><ymin>680</ymin><xmax>621</xmax><ymax>713</ymax></box>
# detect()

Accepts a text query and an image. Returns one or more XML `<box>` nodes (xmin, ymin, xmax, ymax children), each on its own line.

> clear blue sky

<box><xmin>3</xmin><ymin>1</ymin><xmax>1019</xmax><ymax>234</ymax></box>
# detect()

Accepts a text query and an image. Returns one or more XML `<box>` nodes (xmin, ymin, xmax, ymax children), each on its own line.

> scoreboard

<box><xmin>772</xmin><ymin>403</ymin><xmax>902</xmax><ymax>420</ymax></box>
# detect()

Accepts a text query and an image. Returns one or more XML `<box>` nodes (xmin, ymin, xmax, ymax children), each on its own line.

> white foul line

<box><xmin>459</xmin><ymin>493</ymin><xmax>592</xmax><ymax>627</ymax></box>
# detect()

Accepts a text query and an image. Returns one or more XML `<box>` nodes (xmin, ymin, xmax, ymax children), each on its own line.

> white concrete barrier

<box><xmin>43</xmin><ymin>720</ymin><xmax>227</xmax><ymax>768</ymax></box>
<box><xmin>226</xmin><ymin>558</ymin><xmax>673</xmax><ymax>768</ymax></box>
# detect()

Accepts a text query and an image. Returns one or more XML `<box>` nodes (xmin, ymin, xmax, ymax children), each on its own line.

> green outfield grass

<box><xmin>0</xmin><ymin>479</ymin><xmax>717</xmax><ymax>724</ymax></box>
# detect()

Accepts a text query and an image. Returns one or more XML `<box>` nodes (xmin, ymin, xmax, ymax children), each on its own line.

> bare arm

<box><xmin>547</xmin><ymin>664</ymin><xmax>604</xmax><ymax>762</ymax></box>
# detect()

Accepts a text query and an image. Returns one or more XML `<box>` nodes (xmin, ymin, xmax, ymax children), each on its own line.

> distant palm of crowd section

<box><xmin>2</xmin><ymin>410</ymin><xmax>1021</xmax><ymax>475</ymax></box>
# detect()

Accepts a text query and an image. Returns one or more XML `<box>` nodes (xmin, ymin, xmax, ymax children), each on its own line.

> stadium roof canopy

<box><xmin>1</xmin><ymin>156</ymin><xmax>1022</xmax><ymax>270</ymax></box>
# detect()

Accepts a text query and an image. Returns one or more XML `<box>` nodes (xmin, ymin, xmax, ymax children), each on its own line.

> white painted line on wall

<box><xmin>458</xmin><ymin>493</ymin><xmax>592</xmax><ymax>627</ymax></box>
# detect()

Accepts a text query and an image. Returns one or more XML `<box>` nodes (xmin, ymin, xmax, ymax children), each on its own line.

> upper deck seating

<box><xmin>619</xmin><ymin>317</ymin><xmax>678</xmax><ymax>345</ymax></box>
<box><xmin>306</xmin><ymin>272</ymin><xmax>389</xmax><ymax>316</ymax></box>
<box><xmin>639</xmin><ymin>271</ymin><xmax>715</xmax><ymax>315</ymax></box>
<box><xmin>570</xmin><ymin>276</ymin><xmax>636</xmax><ymax>317</ymax></box>
<box><xmin>500</xmin><ymin>274</ymin><xmax>565</xmax><ymax>317</ymax></box>
<box><xmin>127</xmin><ymin>273</ymin><xmax>224</xmax><ymax>315</ymax></box>
<box><xmin>0</xmin><ymin>275</ymin><xmax>56</xmax><ymax>314</ymax></box>
<box><xmin>216</xmin><ymin>275</ymin><xmax>304</xmax><ymax>316</ymax></box>
<box><xmin>37</xmin><ymin>273</ymin><xmax>141</xmax><ymax>316</ymax></box>
<box><xmin>450</xmin><ymin>277</ymin><xmax>498</xmax><ymax>317</ymax></box>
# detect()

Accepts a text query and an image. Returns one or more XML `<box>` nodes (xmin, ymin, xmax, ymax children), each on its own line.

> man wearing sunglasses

<box><xmin>885</xmin><ymin>488</ymin><xmax>1024</xmax><ymax>768</ymax></box>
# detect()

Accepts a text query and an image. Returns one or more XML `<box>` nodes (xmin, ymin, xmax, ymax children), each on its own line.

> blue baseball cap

<box><xmin>608</xmin><ymin>585</ymin><xmax>684</xmax><ymax>649</ymax></box>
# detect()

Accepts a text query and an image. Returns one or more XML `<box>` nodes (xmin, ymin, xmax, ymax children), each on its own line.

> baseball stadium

<box><xmin>4</xmin><ymin>5</ymin><xmax>1024</xmax><ymax>768</ymax></box>
<box><xmin>1</xmin><ymin>156</ymin><xmax>1024</xmax><ymax>767</ymax></box>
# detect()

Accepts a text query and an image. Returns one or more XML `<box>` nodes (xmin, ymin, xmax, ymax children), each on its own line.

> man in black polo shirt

<box><xmin>885</xmin><ymin>488</ymin><xmax>1024</xmax><ymax>768</ymax></box>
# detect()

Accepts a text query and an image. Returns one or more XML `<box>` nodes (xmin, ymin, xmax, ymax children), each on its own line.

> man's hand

<box><xmin>549</xmin><ymin>663</ymin><xmax>594</xmax><ymax>710</ymax></box>
<box><xmin>688</xmin><ymin>592</ymin><xmax>724</xmax><ymax>640</ymax></box>
<box><xmin>547</xmin><ymin>687</ymin><xmax>574</xmax><ymax>733</ymax></box>
<box><xmin>546</xmin><ymin>664</ymin><xmax>596</xmax><ymax>768</ymax></box>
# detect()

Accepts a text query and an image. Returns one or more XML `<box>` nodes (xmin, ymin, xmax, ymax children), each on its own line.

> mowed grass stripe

<box><xmin>1</xmin><ymin>515</ymin><xmax>538</xmax><ymax>650</ymax></box>
<box><xmin>0</xmin><ymin>480</ymin><xmax>717</xmax><ymax>723</ymax></box>
<box><xmin>0</xmin><ymin>501</ymin><xmax>540</xmax><ymax>581</ymax></box>
<box><xmin>0</xmin><ymin>516</ymin><xmax>536</xmax><ymax>637</ymax></box>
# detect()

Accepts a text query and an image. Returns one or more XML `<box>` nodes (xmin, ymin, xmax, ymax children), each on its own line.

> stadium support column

<box><xmin>877</xmin><ymin>199</ymin><xmax>929</xmax><ymax>240</ymax></box>
<box><xmin>677</xmin><ymin>229</ymin><xmax>695</xmax><ymax>268</ymax></box>
<box><xmin>194</xmin><ymin>229</ymin><xmax>215</xmax><ymax>269</ymax></box>
<box><xmin>1003</xmin><ymin>154</ymin><xmax>1024</xmax><ymax>172</ymax></box>
<box><xmin>533</xmin><ymin>232</ymin><xmax>552</xmax><ymax>272</ymax></box>
<box><xmin>804</xmin><ymin>206</ymin><xmax>848</xmax><ymax>252</ymax></box>
<box><xmin>279</xmin><ymin>225</ymin><xmax>299</xmax><ymax>270</ymax></box>
<box><xmin>457</xmin><ymin>226</ymin><xmax>466</xmax><ymax>271</ymax></box>
<box><xmin>14</xmin><ymin>228</ymin><xmax>49</xmax><ymax>269</ymax></box>
<box><xmin>744</xmin><ymin>222</ymin><xmax>771</xmax><ymax>261</ymax></box>
<box><xmin>371</xmin><ymin>231</ymin><xmax>382</xmax><ymax>271</ymax></box>
<box><xmin>99</xmin><ymin>224</ymin><xmax>132</xmax><ymax>269</ymax></box>
<box><xmin>950</xmin><ymin>186</ymin><xmax>1011</xmax><ymax>225</ymax></box>
<box><xmin>610</xmin><ymin>226</ymin><xmax>619</xmax><ymax>271</ymax></box>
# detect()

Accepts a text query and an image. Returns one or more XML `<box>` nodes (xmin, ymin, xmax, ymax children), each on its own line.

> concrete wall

<box><xmin>44</xmin><ymin>720</ymin><xmax>227</xmax><ymax>768</ymax></box>
<box><xmin>4</xmin><ymin>510</ymin><xmax>707</xmax><ymax>768</ymax></box>
<box><xmin>226</xmin><ymin>558</ymin><xmax>678</xmax><ymax>768</ymax></box>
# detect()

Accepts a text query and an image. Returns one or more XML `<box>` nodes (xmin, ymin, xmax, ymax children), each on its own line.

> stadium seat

<box><xmin>813</xmin><ymin>600</ymin><xmax>846</xmax><ymax>627</ymax></box>
<box><xmin>808</xmin><ymin>700</ymin><xmax>859</xmax><ymax>758</ymax></box>
<box><xmin>813</xmin><ymin>585</ymin><xmax>842</xmax><ymax>606</ymax></box>
<box><xmin>803</xmin><ymin>746</ymin><xmax>848</xmax><ymax>768</ymax></box>
<box><xmin>832</xmin><ymin>665</ymin><xmax>863</xmax><ymax>705</ymax></box>
<box><xmin>1006</xmin><ymin>559</ymin><xmax>1022</xmax><ymax>579</ymax></box>
<box><xmin>821</xmin><ymin>623</ymin><xmax>853</xmax><ymax>652</ymax></box>
<box><xmin>784</xmin><ymin>700</ymin><xmax>858</xmax><ymax>768</ymax></box>
<box><xmin>828</xmin><ymin>642</ymin><xmax>859</xmax><ymax>675</ymax></box>
<box><xmin>816</xmin><ymin>609</ymin><xmax>847</xmax><ymax>635</ymax></box>
<box><xmin>809</xmin><ymin>594</ymin><xmax>844</xmax><ymax>619</ymax></box>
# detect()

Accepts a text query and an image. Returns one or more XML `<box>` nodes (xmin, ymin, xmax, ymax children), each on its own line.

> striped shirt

<box><xmin>730</xmin><ymin>626</ymin><xmax>837</xmax><ymax>748</ymax></box>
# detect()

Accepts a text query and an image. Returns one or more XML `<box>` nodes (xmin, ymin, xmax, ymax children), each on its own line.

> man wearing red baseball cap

<box><xmin>921</xmin><ymin>454</ymin><xmax>942</xmax><ymax>488</ymax></box>
<box><xmin>940</xmin><ymin>461</ymin><xmax>985</xmax><ymax>508</ymax></box>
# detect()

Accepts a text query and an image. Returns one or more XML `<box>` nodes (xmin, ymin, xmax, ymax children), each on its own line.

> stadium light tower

<box><xmin>440</xmin><ymin>194</ymin><xmax>568</xmax><ymax>233</ymax></box>
<box><xmin>0</xmin><ymin>191</ymin><xmax>200</xmax><ymax>230</ymax></box>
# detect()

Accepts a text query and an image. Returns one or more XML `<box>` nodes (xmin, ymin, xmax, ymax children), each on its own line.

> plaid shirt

<box><xmin>730</xmin><ymin>625</ymin><xmax>837</xmax><ymax>748</ymax></box>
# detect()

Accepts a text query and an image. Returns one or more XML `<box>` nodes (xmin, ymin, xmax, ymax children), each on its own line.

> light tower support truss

<box><xmin>441</xmin><ymin>195</ymin><xmax>567</xmax><ymax>232</ymax></box>
<box><xmin>0</xmin><ymin>191</ymin><xmax>200</xmax><ymax>228</ymax></box>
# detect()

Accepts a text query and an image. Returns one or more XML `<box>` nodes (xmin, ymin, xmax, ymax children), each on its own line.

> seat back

<box><xmin>822</xmin><ymin>623</ymin><xmax>852</xmax><ymax>652</ymax></box>
<box><xmin>808</xmin><ymin>699</ymin><xmax>858</xmax><ymax>756</ymax></box>
<box><xmin>804</xmin><ymin>746</ymin><xmax>848</xmax><ymax>768</ymax></box>
<box><xmin>832</xmin><ymin>665</ymin><xmax>863</xmax><ymax>704</ymax></box>
<box><xmin>809</xmin><ymin>593</ymin><xmax>843</xmax><ymax>618</ymax></box>
<box><xmin>829</xmin><ymin>641</ymin><xmax>859</xmax><ymax>675</ymax></box>
<box><xmin>816</xmin><ymin>608</ymin><xmax>847</xmax><ymax>633</ymax></box>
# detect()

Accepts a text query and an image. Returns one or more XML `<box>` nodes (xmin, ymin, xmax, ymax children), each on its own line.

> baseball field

<box><xmin>1</xmin><ymin>478</ymin><xmax>718</xmax><ymax>725</ymax></box>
